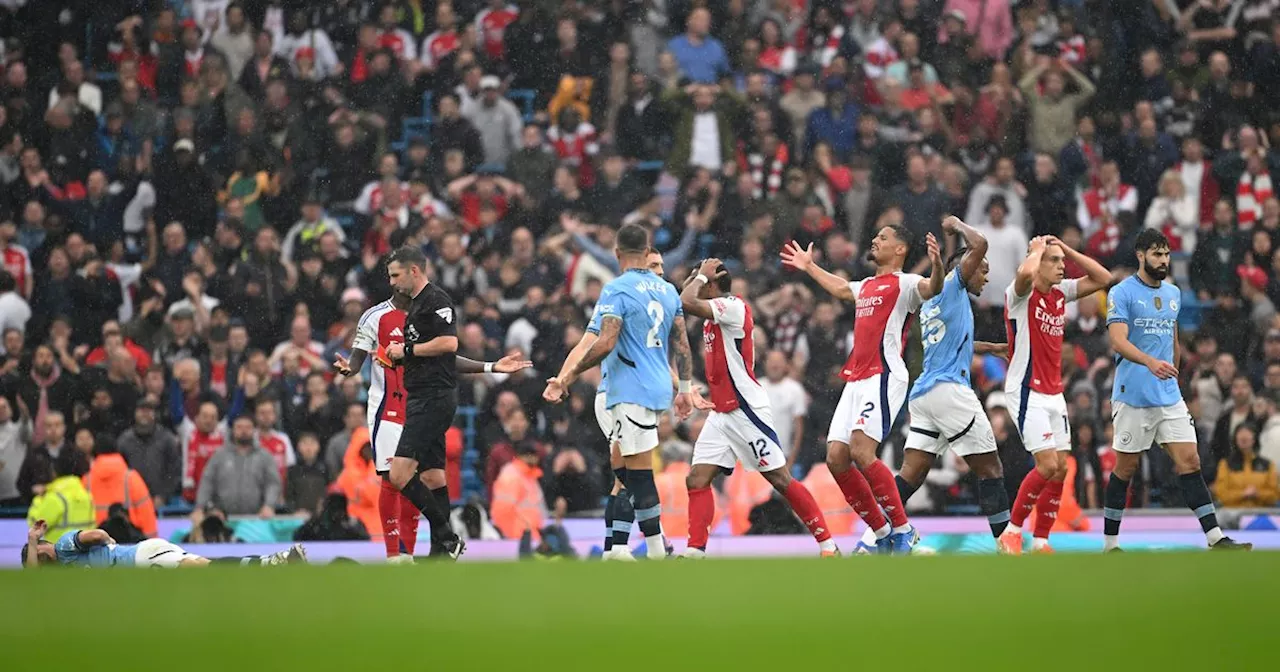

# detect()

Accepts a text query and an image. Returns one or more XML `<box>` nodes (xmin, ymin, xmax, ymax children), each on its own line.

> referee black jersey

<box><xmin>402</xmin><ymin>281</ymin><xmax>458</xmax><ymax>392</ymax></box>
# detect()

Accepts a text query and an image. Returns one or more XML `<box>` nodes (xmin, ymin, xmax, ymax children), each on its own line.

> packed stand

<box><xmin>0</xmin><ymin>0</ymin><xmax>1278</xmax><ymax>545</ymax></box>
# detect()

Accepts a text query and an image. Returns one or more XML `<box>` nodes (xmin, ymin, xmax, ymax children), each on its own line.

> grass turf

<box><xmin>2</xmin><ymin>552</ymin><xmax>1276</xmax><ymax>670</ymax></box>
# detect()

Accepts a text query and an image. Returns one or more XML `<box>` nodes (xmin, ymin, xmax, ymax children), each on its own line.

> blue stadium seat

<box><xmin>421</xmin><ymin>91</ymin><xmax>435</xmax><ymax>120</ymax></box>
<box><xmin>1178</xmin><ymin>289</ymin><xmax>1211</xmax><ymax>332</ymax></box>
<box><xmin>392</xmin><ymin>117</ymin><xmax>432</xmax><ymax>152</ymax></box>
<box><xmin>507</xmin><ymin>89</ymin><xmax>536</xmax><ymax>122</ymax></box>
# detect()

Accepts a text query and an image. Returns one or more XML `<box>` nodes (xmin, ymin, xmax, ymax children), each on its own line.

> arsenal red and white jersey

<box><xmin>352</xmin><ymin>300</ymin><xmax>409</xmax><ymax>429</ymax></box>
<box><xmin>420</xmin><ymin>30</ymin><xmax>460</xmax><ymax>69</ymax></box>
<box><xmin>378</xmin><ymin>28</ymin><xmax>418</xmax><ymax>61</ymax></box>
<box><xmin>2</xmin><ymin>244</ymin><xmax>31</xmax><ymax>297</ymax></box>
<box><xmin>841</xmin><ymin>273</ymin><xmax>924</xmax><ymax>382</ymax></box>
<box><xmin>703</xmin><ymin>296</ymin><xmax>769</xmax><ymax>414</ymax></box>
<box><xmin>475</xmin><ymin>5</ymin><xmax>518</xmax><ymax>60</ymax></box>
<box><xmin>181</xmin><ymin>422</ymin><xmax>226</xmax><ymax>501</ymax></box>
<box><xmin>1005</xmin><ymin>278</ymin><xmax>1080</xmax><ymax>396</ymax></box>
<box><xmin>354</xmin><ymin>180</ymin><xmax>409</xmax><ymax>215</ymax></box>
<box><xmin>257</xmin><ymin>429</ymin><xmax>296</xmax><ymax>485</ymax></box>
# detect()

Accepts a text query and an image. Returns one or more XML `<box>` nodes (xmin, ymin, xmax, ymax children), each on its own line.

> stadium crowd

<box><xmin>0</xmin><ymin>0</ymin><xmax>1279</xmax><ymax>544</ymax></box>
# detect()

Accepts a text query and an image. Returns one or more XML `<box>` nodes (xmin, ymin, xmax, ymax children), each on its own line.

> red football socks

<box><xmin>833</xmin><ymin>468</ymin><xmax>888</xmax><ymax>531</ymax></box>
<box><xmin>378</xmin><ymin>478</ymin><xmax>401</xmax><ymax>557</ymax></box>
<box><xmin>1011</xmin><ymin>469</ymin><xmax>1048</xmax><ymax>528</ymax></box>
<box><xmin>399</xmin><ymin>493</ymin><xmax>420</xmax><ymax>555</ymax></box>
<box><xmin>784</xmin><ymin>480</ymin><xmax>832</xmax><ymax>542</ymax></box>
<box><xmin>687</xmin><ymin>486</ymin><xmax>714</xmax><ymax>550</ymax></box>
<box><xmin>1033</xmin><ymin>479</ymin><xmax>1065</xmax><ymax>539</ymax></box>
<box><xmin>864</xmin><ymin>460</ymin><xmax>909</xmax><ymax>528</ymax></box>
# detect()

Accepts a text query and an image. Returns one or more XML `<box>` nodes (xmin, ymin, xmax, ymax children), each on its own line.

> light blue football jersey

<box><xmin>911</xmin><ymin>267</ymin><xmax>976</xmax><ymax>400</ymax></box>
<box><xmin>1107</xmin><ymin>276</ymin><xmax>1181</xmax><ymax>408</ymax></box>
<box><xmin>54</xmin><ymin>531</ymin><xmax>137</xmax><ymax>568</ymax></box>
<box><xmin>596</xmin><ymin>269</ymin><xmax>682</xmax><ymax>411</ymax></box>
<box><xmin>585</xmin><ymin>303</ymin><xmax>608</xmax><ymax>395</ymax></box>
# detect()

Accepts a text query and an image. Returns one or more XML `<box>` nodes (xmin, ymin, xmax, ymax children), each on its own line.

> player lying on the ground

<box><xmin>782</xmin><ymin>225</ymin><xmax>943</xmax><ymax>554</ymax></box>
<box><xmin>1103</xmin><ymin>229</ymin><xmax>1250</xmax><ymax>552</ymax></box>
<box><xmin>334</xmin><ymin>289</ymin><xmax>530</xmax><ymax>563</ymax></box>
<box><xmin>22</xmin><ymin>520</ymin><xmax>308</xmax><ymax>568</ymax></box>
<box><xmin>679</xmin><ymin>258</ymin><xmax>840</xmax><ymax>558</ymax></box>
<box><xmin>1000</xmin><ymin>234</ymin><xmax>1111</xmax><ymax>554</ymax></box>
<box><xmin>856</xmin><ymin>217</ymin><xmax>1013</xmax><ymax>553</ymax></box>
<box><xmin>544</xmin><ymin>249</ymin><xmax>674</xmax><ymax>560</ymax></box>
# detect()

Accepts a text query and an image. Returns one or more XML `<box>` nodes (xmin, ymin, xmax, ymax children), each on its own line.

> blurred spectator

<box><xmin>25</xmin><ymin>450</ymin><xmax>91</xmax><ymax>543</ymax></box>
<box><xmin>667</xmin><ymin>8</ymin><xmax>728</xmax><ymax>84</ymax></box>
<box><xmin>463</xmin><ymin>76</ymin><xmax>523</xmax><ymax>167</ymax></box>
<box><xmin>116</xmin><ymin>398</ymin><xmax>182</xmax><ymax>507</ymax></box>
<box><xmin>0</xmin><ymin>395</ymin><xmax>30</xmax><ymax>506</ymax></box>
<box><xmin>331</xmin><ymin>425</ymin><xmax>380</xmax><ymax>537</ymax></box>
<box><xmin>1145</xmin><ymin>170</ymin><xmax>1199</xmax><ymax>252</ymax></box>
<box><xmin>761</xmin><ymin>350</ymin><xmax>807</xmax><ymax>463</ymax></box>
<box><xmin>193</xmin><ymin>414</ymin><xmax>281</xmax><ymax>517</ymax></box>
<box><xmin>85</xmin><ymin>437</ymin><xmax>157</xmax><ymax>538</ymax></box>
<box><xmin>964</xmin><ymin>156</ymin><xmax>1026</xmax><ymax>231</ymax></box>
<box><xmin>544</xmin><ymin>446</ymin><xmax>594</xmax><ymax>518</ymax></box>
<box><xmin>1191</xmin><ymin>200</ymin><xmax>1243</xmax><ymax>300</ymax></box>
<box><xmin>14</xmin><ymin>407</ymin><xmax>66</xmax><ymax>499</ymax></box>
<box><xmin>294</xmin><ymin>492</ymin><xmax>370</xmax><ymax>541</ymax></box>
<box><xmin>1018</xmin><ymin>59</ymin><xmax>1095</xmax><ymax>155</ymax></box>
<box><xmin>284</xmin><ymin>431</ymin><xmax>330</xmax><ymax>516</ymax></box>
<box><xmin>1213</xmin><ymin>422</ymin><xmax>1279</xmax><ymax>507</ymax></box>
<box><xmin>490</xmin><ymin>441</ymin><xmax>548</xmax><ymax>541</ymax></box>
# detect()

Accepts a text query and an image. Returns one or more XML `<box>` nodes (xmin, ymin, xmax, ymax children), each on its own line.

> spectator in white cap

<box><xmin>463</xmin><ymin>74</ymin><xmax>524</xmax><ymax>167</ymax></box>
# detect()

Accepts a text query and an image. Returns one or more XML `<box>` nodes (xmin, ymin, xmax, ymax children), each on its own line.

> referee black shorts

<box><xmin>395</xmin><ymin>388</ymin><xmax>458</xmax><ymax>470</ymax></box>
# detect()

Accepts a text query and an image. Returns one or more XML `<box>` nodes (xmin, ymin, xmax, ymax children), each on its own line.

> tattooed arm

<box><xmin>670</xmin><ymin>314</ymin><xmax>695</xmax><ymax>419</ymax></box>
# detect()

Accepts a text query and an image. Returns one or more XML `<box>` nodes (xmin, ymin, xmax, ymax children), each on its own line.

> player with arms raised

<box><xmin>782</xmin><ymin>225</ymin><xmax>944</xmax><ymax>554</ymax></box>
<box><xmin>335</xmin><ymin>288</ymin><xmax>530</xmax><ymax>562</ymax></box>
<box><xmin>875</xmin><ymin>216</ymin><xmax>1014</xmax><ymax>551</ymax></box>
<box><xmin>1103</xmin><ymin>230</ymin><xmax>1251</xmax><ymax>552</ymax></box>
<box><xmin>544</xmin><ymin>250</ymin><xmax>669</xmax><ymax>559</ymax></box>
<box><xmin>544</xmin><ymin>225</ymin><xmax>695</xmax><ymax>560</ymax></box>
<box><xmin>679</xmin><ymin>258</ymin><xmax>840</xmax><ymax>557</ymax></box>
<box><xmin>1000</xmin><ymin>235</ymin><xmax>1111</xmax><ymax>554</ymax></box>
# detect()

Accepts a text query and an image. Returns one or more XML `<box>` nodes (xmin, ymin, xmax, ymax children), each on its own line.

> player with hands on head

<box><xmin>679</xmin><ymin>258</ymin><xmax>840</xmax><ymax>557</ymax></box>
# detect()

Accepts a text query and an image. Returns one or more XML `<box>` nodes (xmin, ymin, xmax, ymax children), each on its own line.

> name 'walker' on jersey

<box><xmin>1005</xmin><ymin>278</ymin><xmax>1080</xmax><ymax>396</ymax></box>
<box><xmin>912</xmin><ymin>267</ymin><xmax>976</xmax><ymax>400</ymax></box>
<box><xmin>596</xmin><ymin>269</ymin><xmax>683</xmax><ymax>411</ymax></box>
<box><xmin>1107</xmin><ymin>276</ymin><xmax>1182</xmax><ymax>408</ymax></box>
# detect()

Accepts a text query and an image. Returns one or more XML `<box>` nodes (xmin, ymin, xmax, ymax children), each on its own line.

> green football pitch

<box><xmin>3</xmin><ymin>553</ymin><xmax>1276</xmax><ymax>670</ymax></box>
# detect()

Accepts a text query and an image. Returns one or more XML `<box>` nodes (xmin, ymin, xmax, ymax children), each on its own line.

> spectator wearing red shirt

<box><xmin>899</xmin><ymin>60</ymin><xmax>953</xmax><ymax>111</ymax></box>
<box><xmin>484</xmin><ymin>410</ymin><xmax>546</xmax><ymax>500</ymax></box>
<box><xmin>84</xmin><ymin>320</ymin><xmax>152</xmax><ymax>378</ymax></box>
<box><xmin>447</xmin><ymin>168</ymin><xmax>523</xmax><ymax>233</ymax></box>
<box><xmin>419</xmin><ymin>2</ymin><xmax>460</xmax><ymax>72</ymax></box>
<box><xmin>475</xmin><ymin>0</ymin><xmax>519</xmax><ymax>62</ymax></box>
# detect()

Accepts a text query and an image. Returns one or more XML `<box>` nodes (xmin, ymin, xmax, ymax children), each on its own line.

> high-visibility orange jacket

<box><xmin>333</xmin><ymin>427</ymin><xmax>381</xmax><ymax>538</ymax></box>
<box><xmin>490</xmin><ymin>459</ymin><xmax>547</xmax><ymax>542</ymax></box>
<box><xmin>85</xmin><ymin>454</ymin><xmax>158</xmax><ymax>537</ymax></box>
<box><xmin>724</xmin><ymin>465</ymin><xmax>774</xmax><ymax>535</ymax></box>
<box><xmin>802</xmin><ymin>464</ymin><xmax>857</xmax><ymax>536</ymax></box>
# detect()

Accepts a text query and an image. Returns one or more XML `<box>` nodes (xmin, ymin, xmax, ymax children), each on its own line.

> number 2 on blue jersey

<box><xmin>646</xmin><ymin>300</ymin><xmax>664</xmax><ymax>348</ymax></box>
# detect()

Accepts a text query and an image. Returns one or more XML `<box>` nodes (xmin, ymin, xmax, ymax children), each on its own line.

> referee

<box><xmin>384</xmin><ymin>246</ymin><xmax>465</xmax><ymax>560</ymax></box>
